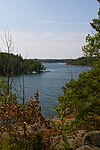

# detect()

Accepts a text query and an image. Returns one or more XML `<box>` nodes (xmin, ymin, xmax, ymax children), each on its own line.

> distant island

<box><xmin>0</xmin><ymin>52</ymin><xmax>46</xmax><ymax>76</ymax></box>
<box><xmin>39</xmin><ymin>56</ymin><xmax>97</xmax><ymax>66</ymax></box>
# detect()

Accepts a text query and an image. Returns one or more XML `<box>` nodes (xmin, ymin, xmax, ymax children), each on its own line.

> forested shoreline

<box><xmin>39</xmin><ymin>56</ymin><xmax>97</xmax><ymax>66</ymax></box>
<box><xmin>0</xmin><ymin>52</ymin><xmax>46</xmax><ymax>76</ymax></box>
<box><xmin>0</xmin><ymin>52</ymin><xmax>95</xmax><ymax>78</ymax></box>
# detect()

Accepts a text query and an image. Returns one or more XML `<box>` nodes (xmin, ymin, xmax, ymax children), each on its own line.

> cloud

<box><xmin>34</xmin><ymin>20</ymin><xmax>89</xmax><ymax>26</ymax></box>
<box><xmin>0</xmin><ymin>31</ymin><xmax>87</xmax><ymax>59</ymax></box>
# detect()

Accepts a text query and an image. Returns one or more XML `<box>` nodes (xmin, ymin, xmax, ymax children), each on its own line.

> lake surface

<box><xmin>12</xmin><ymin>63</ymin><xmax>91</xmax><ymax>118</ymax></box>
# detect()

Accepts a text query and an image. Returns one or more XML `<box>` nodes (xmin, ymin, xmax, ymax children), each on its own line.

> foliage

<box><xmin>0</xmin><ymin>137</ymin><xmax>11</xmax><ymax>150</ymax></box>
<box><xmin>32</xmin><ymin>132</ymin><xmax>44</xmax><ymax>150</ymax></box>
<box><xmin>0</xmin><ymin>33</ymin><xmax>47</xmax><ymax>149</ymax></box>
<box><xmin>0</xmin><ymin>132</ymin><xmax>45</xmax><ymax>150</ymax></box>
<box><xmin>22</xmin><ymin>58</ymin><xmax>46</xmax><ymax>74</ymax></box>
<box><xmin>0</xmin><ymin>82</ymin><xmax>51</xmax><ymax>150</ymax></box>
<box><xmin>0</xmin><ymin>78</ymin><xmax>16</xmax><ymax>104</ymax></box>
<box><xmin>0</xmin><ymin>97</ymin><xmax>50</xmax><ymax>149</ymax></box>
<box><xmin>0</xmin><ymin>52</ymin><xmax>46</xmax><ymax>76</ymax></box>
<box><xmin>56</xmin><ymin>63</ymin><xmax>100</xmax><ymax>130</ymax></box>
<box><xmin>56</xmin><ymin>0</ymin><xmax>100</xmax><ymax>131</ymax></box>
<box><xmin>82</xmin><ymin>0</ymin><xmax>100</xmax><ymax>62</ymax></box>
<box><xmin>66</xmin><ymin>56</ymin><xmax>97</xmax><ymax>66</ymax></box>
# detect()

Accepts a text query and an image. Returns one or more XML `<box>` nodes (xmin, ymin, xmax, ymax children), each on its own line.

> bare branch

<box><xmin>0</xmin><ymin>28</ymin><xmax>15</xmax><ymax>53</ymax></box>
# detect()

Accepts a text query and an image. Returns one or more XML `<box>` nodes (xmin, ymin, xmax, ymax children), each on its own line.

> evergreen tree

<box><xmin>56</xmin><ymin>0</ymin><xmax>100</xmax><ymax>131</ymax></box>
<box><xmin>82</xmin><ymin>0</ymin><xmax>100</xmax><ymax>61</ymax></box>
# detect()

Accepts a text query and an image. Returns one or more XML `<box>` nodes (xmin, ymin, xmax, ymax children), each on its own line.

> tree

<box><xmin>0</xmin><ymin>30</ymin><xmax>47</xmax><ymax>150</ymax></box>
<box><xmin>0</xmin><ymin>78</ymin><xmax>16</xmax><ymax>104</ymax></box>
<box><xmin>0</xmin><ymin>29</ymin><xmax>15</xmax><ymax>94</ymax></box>
<box><xmin>82</xmin><ymin>0</ymin><xmax>100</xmax><ymax>62</ymax></box>
<box><xmin>56</xmin><ymin>64</ymin><xmax>100</xmax><ymax>130</ymax></box>
<box><xmin>56</xmin><ymin>0</ymin><xmax>100</xmax><ymax>131</ymax></box>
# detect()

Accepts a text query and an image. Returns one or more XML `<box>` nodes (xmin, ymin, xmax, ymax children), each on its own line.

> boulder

<box><xmin>76</xmin><ymin>145</ymin><xmax>100</xmax><ymax>150</ymax></box>
<box><xmin>82</xmin><ymin>131</ymin><xmax>100</xmax><ymax>148</ymax></box>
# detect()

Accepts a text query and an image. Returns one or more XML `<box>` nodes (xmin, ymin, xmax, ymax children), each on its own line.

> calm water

<box><xmin>12</xmin><ymin>63</ymin><xmax>91</xmax><ymax>118</ymax></box>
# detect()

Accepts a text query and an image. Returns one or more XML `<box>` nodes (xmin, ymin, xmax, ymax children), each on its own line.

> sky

<box><xmin>0</xmin><ymin>0</ymin><xmax>99</xmax><ymax>59</ymax></box>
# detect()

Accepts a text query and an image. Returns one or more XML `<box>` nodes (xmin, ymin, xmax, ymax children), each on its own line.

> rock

<box><xmin>76</xmin><ymin>145</ymin><xmax>100</xmax><ymax>150</ymax></box>
<box><xmin>82</xmin><ymin>131</ymin><xmax>100</xmax><ymax>148</ymax></box>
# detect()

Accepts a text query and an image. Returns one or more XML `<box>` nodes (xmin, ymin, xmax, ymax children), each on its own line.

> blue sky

<box><xmin>0</xmin><ymin>0</ymin><xmax>99</xmax><ymax>59</ymax></box>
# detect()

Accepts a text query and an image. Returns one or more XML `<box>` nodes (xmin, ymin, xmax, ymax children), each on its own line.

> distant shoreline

<box><xmin>39</xmin><ymin>56</ymin><xmax>96</xmax><ymax>66</ymax></box>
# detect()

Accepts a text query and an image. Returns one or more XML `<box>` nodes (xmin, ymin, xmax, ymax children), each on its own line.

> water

<box><xmin>12</xmin><ymin>63</ymin><xmax>91</xmax><ymax>118</ymax></box>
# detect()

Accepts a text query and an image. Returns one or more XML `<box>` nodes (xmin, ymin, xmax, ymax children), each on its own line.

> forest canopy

<box><xmin>0</xmin><ymin>52</ymin><xmax>46</xmax><ymax>76</ymax></box>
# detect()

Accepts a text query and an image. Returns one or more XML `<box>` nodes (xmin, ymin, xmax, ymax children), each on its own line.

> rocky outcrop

<box><xmin>82</xmin><ymin>131</ymin><xmax>100</xmax><ymax>148</ymax></box>
<box><xmin>76</xmin><ymin>145</ymin><xmax>100</xmax><ymax>150</ymax></box>
<box><xmin>76</xmin><ymin>131</ymin><xmax>100</xmax><ymax>150</ymax></box>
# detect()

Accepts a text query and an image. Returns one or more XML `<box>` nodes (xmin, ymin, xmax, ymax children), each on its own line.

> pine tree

<box><xmin>82</xmin><ymin>0</ymin><xmax>100</xmax><ymax>61</ymax></box>
<box><xmin>56</xmin><ymin>0</ymin><xmax>100</xmax><ymax>131</ymax></box>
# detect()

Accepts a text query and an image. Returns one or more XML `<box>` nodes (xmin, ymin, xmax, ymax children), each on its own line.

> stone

<box><xmin>76</xmin><ymin>145</ymin><xmax>100</xmax><ymax>150</ymax></box>
<box><xmin>82</xmin><ymin>131</ymin><xmax>100</xmax><ymax>148</ymax></box>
